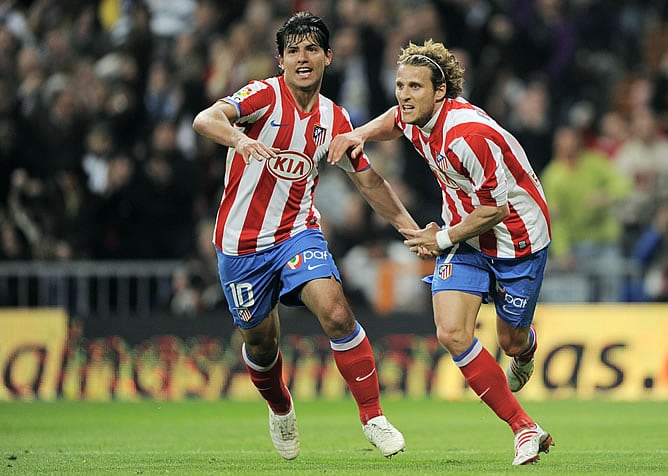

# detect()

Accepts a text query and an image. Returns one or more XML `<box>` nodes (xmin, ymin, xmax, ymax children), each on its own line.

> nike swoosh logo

<box><xmin>270</xmin><ymin>120</ymin><xmax>288</xmax><ymax>127</ymax></box>
<box><xmin>307</xmin><ymin>264</ymin><xmax>326</xmax><ymax>271</ymax></box>
<box><xmin>355</xmin><ymin>369</ymin><xmax>376</xmax><ymax>382</ymax></box>
<box><xmin>502</xmin><ymin>305</ymin><xmax>522</xmax><ymax>316</ymax></box>
<box><xmin>478</xmin><ymin>387</ymin><xmax>491</xmax><ymax>398</ymax></box>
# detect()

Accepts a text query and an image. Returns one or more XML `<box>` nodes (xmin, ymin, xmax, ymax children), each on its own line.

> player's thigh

<box><xmin>433</xmin><ymin>290</ymin><xmax>482</xmax><ymax>354</ymax></box>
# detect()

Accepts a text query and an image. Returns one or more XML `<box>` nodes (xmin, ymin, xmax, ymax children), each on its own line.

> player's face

<box><xmin>279</xmin><ymin>36</ymin><xmax>332</xmax><ymax>93</ymax></box>
<box><xmin>395</xmin><ymin>64</ymin><xmax>443</xmax><ymax>127</ymax></box>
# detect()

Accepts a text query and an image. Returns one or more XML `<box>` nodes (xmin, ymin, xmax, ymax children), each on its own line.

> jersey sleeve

<box><xmin>222</xmin><ymin>80</ymin><xmax>272</xmax><ymax>124</ymax></box>
<box><xmin>333</xmin><ymin>106</ymin><xmax>371</xmax><ymax>173</ymax></box>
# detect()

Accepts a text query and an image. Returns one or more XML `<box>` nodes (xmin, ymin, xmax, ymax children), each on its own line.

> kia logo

<box><xmin>266</xmin><ymin>151</ymin><xmax>314</xmax><ymax>181</ymax></box>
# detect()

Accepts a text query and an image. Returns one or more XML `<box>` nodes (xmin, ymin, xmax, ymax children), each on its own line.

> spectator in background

<box><xmin>169</xmin><ymin>218</ymin><xmax>226</xmax><ymax>317</ymax></box>
<box><xmin>144</xmin><ymin>59</ymin><xmax>181</xmax><ymax>125</ymax></box>
<box><xmin>143</xmin><ymin>0</ymin><xmax>197</xmax><ymax>57</ymax></box>
<box><xmin>0</xmin><ymin>213</ymin><xmax>29</xmax><ymax>260</ymax></box>
<box><xmin>6</xmin><ymin>166</ymin><xmax>93</xmax><ymax>260</ymax></box>
<box><xmin>652</xmin><ymin>50</ymin><xmax>668</xmax><ymax>123</ymax></box>
<box><xmin>506</xmin><ymin>77</ymin><xmax>554</xmax><ymax>176</ymax></box>
<box><xmin>15</xmin><ymin>45</ymin><xmax>46</xmax><ymax>119</ymax></box>
<box><xmin>613</xmin><ymin>107</ymin><xmax>668</xmax><ymax>245</ymax></box>
<box><xmin>322</xmin><ymin>25</ymin><xmax>369</xmax><ymax>126</ymax></box>
<box><xmin>431</xmin><ymin>0</ymin><xmax>514</xmax><ymax>110</ymax></box>
<box><xmin>138</xmin><ymin>119</ymin><xmax>198</xmax><ymax>258</ymax></box>
<box><xmin>0</xmin><ymin>79</ymin><xmax>25</xmax><ymax>206</ymax></box>
<box><xmin>81</xmin><ymin>121</ymin><xmax>115</xmax><ymax>196</ymax></box>
<box><xmin>24</xmin><ymin>78</ymin><xmax>87</xmax><ymax>179</ymax></box>
<box><xmin>591</xmin><ymin>110</ymin><xmax>629</xmax><ymax>160</ymax></box>
<box><xmin>113</xmin><ymin>1</ymin><xmax>154</xmax><ymax>103</ymax></box>
<box><xmin>631</xmin><ymin>201</ymin><xmax>668</xmax><ymax>302</ymax></box>
<box><xmin>204</xmin><ymin>19</ymin><xmax>275</xmax><ymax>102</ymax></box>
<box><xmin>509</xmin><ymin>0</ymin><xmax>577</xmax><ymax>123</ymax></box>
<box><xmin>541</xmin><ymin>125</ymin><xmax>631</xmax><ymax>301</ymax></box>
<box><xmin>93</xmin><ymin>51</ymin><xmax>146</xmax><ymax>153</ymax></box>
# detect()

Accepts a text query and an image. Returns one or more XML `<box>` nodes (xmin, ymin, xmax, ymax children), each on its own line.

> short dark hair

<box><xmin>276</xmin><ymin>11</ymin><xmax>331</xmax><ymax>56</ymax></box>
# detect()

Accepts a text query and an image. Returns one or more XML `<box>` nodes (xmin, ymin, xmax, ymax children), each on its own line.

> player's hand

<box><xmin>235</xmin><ymin>135</ymin><xmax>279</xmax><ymax>164</ymax></box>
<box><xmin>327</xmin><ymin>132</ymin><xmax>365</xmax><ymax>164</ymax></box>
<box><xmin>400</xmin><ymin>222</ymin><xmax>444</xmax><ymax>256</ymax></box>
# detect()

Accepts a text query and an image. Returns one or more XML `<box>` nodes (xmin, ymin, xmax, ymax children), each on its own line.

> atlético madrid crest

<box><xmin>236</xmin><ymin>307</ymin><xmax>252</xmax><ymax>322</ymax></box>
<box><xmin>438</xmin><ymin>263</ymin><xmax>452</xmax><ymax>280</ymax></box>
<box><xmin>313</xmin><ymin>125</ymin><xmax>327</xmax><ymax>146</ymax></box>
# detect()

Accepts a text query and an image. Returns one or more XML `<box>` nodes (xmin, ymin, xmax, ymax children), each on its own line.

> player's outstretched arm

<box><xmin>327</xmin><ymin>107</ymin><xmax>403</xmax><ymax>165</ymax></box>
<box><xmin>192</xmin><ymin>101</ymin><xmax>278</xmax><ymax>164</ymax></box>
<box><xmin>348</xmin><ymin>168</ymin><xmax>419</xmax><ymax>237</ymax></box>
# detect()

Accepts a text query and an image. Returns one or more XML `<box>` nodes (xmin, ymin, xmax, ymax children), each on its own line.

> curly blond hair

<box><xmin>397</xmin><ymin>39</ymin><xmax>464</xmax><ymax>98</ymax></box>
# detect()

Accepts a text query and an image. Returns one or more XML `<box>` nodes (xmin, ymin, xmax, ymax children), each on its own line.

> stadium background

<box><xmin>1</xmin><ymin>0</ymin><xmax>667</xmax><ymax>403</ymax></box>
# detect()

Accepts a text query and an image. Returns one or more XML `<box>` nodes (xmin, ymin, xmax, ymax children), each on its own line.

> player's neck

<box><xmin>287</xmin><ymin>85</ymin><xmax>320</xmax><ymax>112</ymax></box>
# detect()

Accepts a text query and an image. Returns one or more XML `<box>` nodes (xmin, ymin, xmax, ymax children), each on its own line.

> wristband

<box><xmin>435</xmin><ymin>229</ymin><xmax>453</xmax><ymax>250</ymax></box>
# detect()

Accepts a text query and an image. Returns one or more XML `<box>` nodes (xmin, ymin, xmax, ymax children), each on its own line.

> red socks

<box><xmin>454</xmin><ymin>338</ymin><xmax>534</xmax><ymax>433</ymax></box>
<box><xmin>242</xmin><ymin>344</ymin><xmax>291</xmax><ymax>415</ymax></box>
<box><xmin>242</xmin><ymin>323</ymin><xmax>383</xmax><ymax>424</ymax></box>
<box><xmin>331</xmin><ymin>323</ymin><xmax>383</xmax><ymax>425</ymax></box>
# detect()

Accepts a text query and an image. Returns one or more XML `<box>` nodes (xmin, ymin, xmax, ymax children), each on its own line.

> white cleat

<box><xmin>512</xmin><ymin>424</ymin><xmax>554</xmax><ymax>465</ymax></box>
<box><xmin>268</xmin><ymin>400</ymin><xmax>300</xmax><ymax>460</ymax></box>
<box><xmin>506</xmin><ymin>356</ymin><xmax>535</xmax><ymax>392</ymax></box>
<box><xmin>363</xmin><ymin>415</ymin><xmax>406</xmax><ymax>458</ymax></box>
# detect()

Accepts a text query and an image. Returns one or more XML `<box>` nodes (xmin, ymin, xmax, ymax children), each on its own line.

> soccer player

<box><xmin>327</xmin><ymin>39</ymin><xmax>554</xmax><ymax>465</ymax></box>
<box><xmin>192</xmin><ymin>12</ymin><xmax>414</xmax><ymax>460</ymax></box>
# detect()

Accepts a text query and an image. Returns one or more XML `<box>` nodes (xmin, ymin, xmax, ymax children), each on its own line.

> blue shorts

<box><xmin>216</xmin><ymin>229</ymin><xmax>341</xmax><ymax>329</ymax></box>
<box><xmin>423</xmin><ymin>243</ymin><xmax>549</xmax><ymax>328</ymax></box>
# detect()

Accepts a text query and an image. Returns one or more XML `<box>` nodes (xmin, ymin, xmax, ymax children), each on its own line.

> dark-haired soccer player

<box><xmin>193</xmin><ymin>11</ymin><xmax>415</xmax><ymax>460</ymax></box>
<box><xmin>328</xmin><ymin>39</ymin><xmax>555</xmax><ymax>466</ymax></box>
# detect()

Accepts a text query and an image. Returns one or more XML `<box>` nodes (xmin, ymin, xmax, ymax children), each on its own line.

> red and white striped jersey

<box><xmin>215</xmin><ymin>75</ymin><xmax>370</xmax><ymax>255</ymax></box>
<box><xmin>395</xmin><ymin>97</ymin><xmax>551</xmax><ymax>258</ymax></box>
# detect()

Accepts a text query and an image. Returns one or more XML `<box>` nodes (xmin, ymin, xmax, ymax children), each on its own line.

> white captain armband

<box><xmin>435</xmin><ymin>229</ymin><xmax>453</xmax><ymax>250</ymax></box>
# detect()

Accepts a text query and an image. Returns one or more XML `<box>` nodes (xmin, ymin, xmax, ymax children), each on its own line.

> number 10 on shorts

<box><xmin>229</xmin><ymin>282</ymin><xmax>255</xmax><ymax>307</ymax></box>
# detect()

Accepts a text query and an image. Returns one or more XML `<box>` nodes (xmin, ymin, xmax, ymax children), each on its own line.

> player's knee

<box><xmin>498</xmin><ymin>334</ymin><xmax>526</xmax><ymax>357</ymax></box>
<box><xmin>436</xmin><ymin>326</ymin><xmax>467</xmax><ymax>353</ymax></box>
<box><xmin>244</xmin><ymin>344</ymin><xmax>279</xmax><ymax>366</ymax></box>
<box><xmin>319</xmin><ymin>304</ymin><xmax>356</xmax><ymax>338</ymax></box>
<box><xmin>243</xmin><ymin>335</ymin><xmax>279</xmax><ymax>364</ymax></box>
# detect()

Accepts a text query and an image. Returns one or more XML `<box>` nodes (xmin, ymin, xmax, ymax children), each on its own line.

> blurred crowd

<box><xmin>1</xmin><ymin>0</ymin><xmax>668</xmax><ymax>313</ymax></box>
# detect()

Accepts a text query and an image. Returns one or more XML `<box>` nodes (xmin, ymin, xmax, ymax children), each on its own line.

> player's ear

<box><xmin>435</xmin><ymin>83</ymin><xmax>446</xmax><ymax>101</ymax></box>
<box><xmin>325</xmin><ymin>49</ymin><xmax>333</xmax><ymax>66</ymax></box>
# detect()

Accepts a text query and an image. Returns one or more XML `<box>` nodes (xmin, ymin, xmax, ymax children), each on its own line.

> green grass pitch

<box><xmin>1</xmin><ymin>399</ymin><xmax>666</xmax><ymax>475</ymax></box>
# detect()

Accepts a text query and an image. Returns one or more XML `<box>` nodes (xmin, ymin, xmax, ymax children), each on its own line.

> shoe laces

<box><xmin>272</xmin><ymin>412</ymin><xmax>297</xmax><ymax>439</ymax></box>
